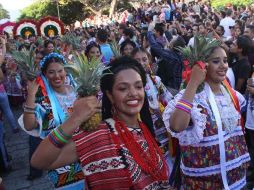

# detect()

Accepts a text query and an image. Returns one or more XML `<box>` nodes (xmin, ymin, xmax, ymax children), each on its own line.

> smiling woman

<box><xmin>163</xmin><ymin>45</ymin><xmax>250</xmax><ymax>189</ymax></box>
<box><xmin>31</xmin><ymin>56</ymin><xmax>173</xmax><ymax>190</ymax></box>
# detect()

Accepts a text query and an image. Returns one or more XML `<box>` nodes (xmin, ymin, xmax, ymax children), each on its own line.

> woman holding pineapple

<box><xmin>31</xmin><ymin>56</ymin><xmax>172</xmax><ymax>189</ymax></box>
<box><xmin>23</xmin><ymin>53</ymin><xmax>85</xmax><ymax>189</ymax></box>
<box><xmin>163</xmin><ymin>39</ymin><xmax>250</xmax><ymax>189</ymax></box>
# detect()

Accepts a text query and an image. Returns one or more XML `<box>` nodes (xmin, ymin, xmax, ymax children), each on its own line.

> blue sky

<box><xmin>0</xmin><ymin>0</ymin><xmax>34</xmax><ymax>21</ymax></box>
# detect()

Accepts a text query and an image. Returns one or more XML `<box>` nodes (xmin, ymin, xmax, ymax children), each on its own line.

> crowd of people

<box><xmin>1</xmin><ymin>0</ymin><xmax>254</xmax><ymax>189</ymax></box>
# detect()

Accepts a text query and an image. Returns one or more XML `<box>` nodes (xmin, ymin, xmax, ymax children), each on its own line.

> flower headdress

<box><xmin>39</xmin><ymin>52</ymin><xmax>67</xmax><ymax>70</ymax></box>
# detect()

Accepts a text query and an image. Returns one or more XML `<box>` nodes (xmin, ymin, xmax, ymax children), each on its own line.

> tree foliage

<box><xmin>19</xmin><ymin>0</ymin><xmax>85</xmax><ymax>25</ymax></box>
<box><xmin>211</xmin><ymin>0</ymin><xmax>253</xmax><ymax>9</ymax></box>
<box><xmin>0</xmin><ymin>3</ymin><xmax>10</xmax><ymax>19</ymax></box>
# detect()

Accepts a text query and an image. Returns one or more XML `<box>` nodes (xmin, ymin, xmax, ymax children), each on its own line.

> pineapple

<box><xmin>110</xmin><ymin>39</ymin><xmax>121</xmax><ymax>58</ymax></box>
<box><xmin>11</xmin><ymin>47</ymin><xmax>38</xmax><ymax>81</ymax></box>
<box><xmin>64</xmin><ymin>52</ymin><xmax>108</xmax><ymax>131</ymax></box>
<box><xmin>36</xmin><ymin>36</ymin><xmax>44</xmax><ymax>47</ymax></box>
<box><xmin>177</xmin><ymin>36</ymin><xmax>221</xmax><ymax>91</ymax></box>
<box><xmin>61</xmin><ymin>33</ymin><xmax>81</xmax><ymax>51</ymax></box>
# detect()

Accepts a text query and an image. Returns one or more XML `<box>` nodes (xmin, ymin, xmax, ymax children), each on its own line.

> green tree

<box><xmin>19</xmin><ymin>0</ymin><xmax>85</xmax><ymax>25</ymax></box>
<box><xmin>79</xmin><ymin>0</ymin><xmax>144</xmax><ymax>17</ymax></box>
<box><xmin>211</xmin><ymin>0</ymin><xmax>253</xmax><ymax>9</ymax></box>
<box><xmin>0</xmin><ymin>3</ymin><xmax>10</xmax><ymax>19</ymax></box>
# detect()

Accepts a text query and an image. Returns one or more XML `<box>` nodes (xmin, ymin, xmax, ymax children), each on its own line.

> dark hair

<box><xmin>172</xmin><ymin>36</ymin><xmax>186</xmax><ymax>51</ymax></box>
<box><xmin>226</xmin><ymin>9</ymin><xmax>233</xmax><ymax>16</ymax></box>
<box><xmin>44</xmin><ymin>40</ymin><xmax>55</xmax><ymax>49</ymax></box>
<box><xmin>123</xmin><ymin>28</ymin><xmax>134</xmax><ymax>39</ymax></box>
<box><xmin>85</xmin><ymin>42</ymin><xmax>101</xmax><ymax>57</ymax></box>
<box><xmin>41</xmin><ymin>56</ymin><xmax>65</xmax><ymax>74</ymax></box>
<box><xmin>100</xmin><ymin>56</ymin><xmax>154</xmax><ymax>136</ymax></box>
<box><xmin>154</xmin><ymin>23</ymin><xmax>164</xmax><ymax>36</ymax></box>
<box><xmin>246</xmin><ymin>25</ymin><xmax>254</xmax><ymax>33</ymax></box>
<box><xmin>236</xmin><ymin>35</ymin><xmax>254</xmax><ymax>56</ymax></box>
<box><xmin>120</xmin><ymin>39</ymin><xmax>136</xmax><ymax>54</ymax></box>
<box><xmin>131</xmin><ymin>47</ymin><xmax>152</xmax><ymax>64</ymax></box>
<box><xmin>97</xmin><ymin>29</ymin><xmax>108</xmax><ymax>43</ymax></box>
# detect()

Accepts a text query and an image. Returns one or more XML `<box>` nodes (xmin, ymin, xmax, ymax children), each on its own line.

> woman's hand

<box><xmin>189</xmin><ymin>63</ymin><xmax>207</xmax><ymax>88</ymax></box>
<box><xmin>71</xmin><ymin>96</ymin><xmax>101</xmax><ymax>126</ymax></box>
<box><xmin>27</xmin><ymin>79</ymin><xmax>39</xmax><ymax>97</ymax></box>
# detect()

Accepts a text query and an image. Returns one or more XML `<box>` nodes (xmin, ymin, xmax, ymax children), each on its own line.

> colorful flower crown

<box><xmin>39</xmin><ymin>52</ymin><xmax>67</xmax><ymax>69</ymax></box>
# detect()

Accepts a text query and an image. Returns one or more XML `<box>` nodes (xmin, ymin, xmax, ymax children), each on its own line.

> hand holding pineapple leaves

<box><xmin>27</xmin><ymin>79</ymin><xmax>39</xmax><ymax>97</ymax></box>
<box><xmin>189</xmin><ymin>63</ymin><xmax>207</xmax><ymax>88</ymax></box>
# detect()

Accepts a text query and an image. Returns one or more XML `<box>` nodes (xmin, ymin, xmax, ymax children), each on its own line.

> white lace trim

<box><xmin>163</xmin><ymin>90</ymin><xmax>207</xmax><ymax>145</ymax></box>
<box><xmin>191</xmin><ymin>127</ymin><xmax>243</xmax><ymax>147</ymax></box>
<box><xmin>181</xmin><ymin>153</ymin><xmax>250</xmax><ymax>177</ymax></box>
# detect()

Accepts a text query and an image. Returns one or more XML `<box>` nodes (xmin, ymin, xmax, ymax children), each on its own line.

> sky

<box><xmin>0</xmin><ymin>0</ymin><xmax>34</xmax><ymax>21</ymax></box>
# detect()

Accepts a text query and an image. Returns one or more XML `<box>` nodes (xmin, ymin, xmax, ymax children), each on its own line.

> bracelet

<box><xmin>58</xmin><ymin>126</ymin><xmax>72</xmax><ymax>139</ymax></box>
<box><xmin>175</xmin><ymin>99</ymin><xmax>193</xmax><ymax>114</ymax></box>
<box><xmin>48</xmin><ymin>133</ymin><xmax>65</xmax><ymax>148</ymax></box>
<box><xmin>48</xmin><ymin>128</ymin><xmax>70</xmax><ymax>148</ymax></box>
<box><xmin>23</xmin><ymin>104</ymin><xmax>35</xmax><ymax>110</ymax></box>
<box><xmin>24</xmin><ymin>109</ymin><xmax>35</xmax><ymax>114</ymax></box>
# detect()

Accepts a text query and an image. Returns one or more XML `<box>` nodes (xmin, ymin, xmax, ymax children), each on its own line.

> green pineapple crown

<box><xmin>64</xmin><ymin>52</ymin><xmax>107</xmax><ymax>97</ymax></box>
<box><xmin>110</xmin><ymin>39</ymin><xmax>121</xmax><ymax>58</ymax></box>
<box><xmin>178</xmin><ymin>36</ymin><xmax>221</xmax><ymax>67</ymax></box>
<box><xmin>11</xmin><ymin>47</ymin><xmax>38</xmax><ymax>81</ymax></box>
<box><xmin>61</xmin><ymin>33</ymin><xmax>81</xmax><ymax>50</ymax></box>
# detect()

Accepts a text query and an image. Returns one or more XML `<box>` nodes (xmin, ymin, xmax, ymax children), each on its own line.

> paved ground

<box><xmin>1</xmin><ymin>105</ymin><xmax>53</xmax><ymax>190</ymax></box>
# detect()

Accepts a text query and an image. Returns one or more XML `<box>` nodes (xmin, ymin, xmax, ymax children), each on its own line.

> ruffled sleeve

<box><xmin>162</xmin><ymin>90</ymin><xmax>207</xmax><ymax>145</ymax></box>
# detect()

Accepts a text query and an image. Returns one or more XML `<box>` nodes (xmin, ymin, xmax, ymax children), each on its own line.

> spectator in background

<box><xmin>231</xmin><ymin>35</ymin><xmax>253</xmax><ymax>94</ymax></box>
<box><xmin>120</xmin><ymin>39</ymin><xmax>136</xmax><ymax>56</ymax></box>
<box><xmin>244</xmin><ymin>25</ymin><xmax>254</xmax><ymax>40</ymax></box>
<box><xmin>220</xmin><ymin>9</ymin><xmax>235</xmax><ymax>38</ymax></box>
<box><xmin>96</xmin><ymin>29</ymin><xmax>114</xmax><ymax>65</ymax></box>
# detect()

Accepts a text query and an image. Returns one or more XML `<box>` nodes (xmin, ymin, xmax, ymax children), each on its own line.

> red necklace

<box><xmin>112</xmin><ymin>118</ymin><xmax>169</xmax><ymax>181</ymax></box>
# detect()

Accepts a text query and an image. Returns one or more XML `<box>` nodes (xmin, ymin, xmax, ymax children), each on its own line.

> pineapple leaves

<box><xmin>64</xmin><ymin>52</ymin><xmax>107</xmax><ymax>97</ymax></box>
<box><xmin>110</xmin><ymin>39</ymin><xmax>121</xmax><ymax>58</ymax></box>
<box><xmin>11</xmin><ymin>47</ymin><xmax>38</xmax><ymax>81</ymax></box>
<box><xmin>178</xmin><ymin>36</ymin><xmax>221</xmax><ymax>67</ymax></box>
<box><xmin>61</xmin><ymin>33</ymin><xmax>81</xmax><ymax>50</ymax></box>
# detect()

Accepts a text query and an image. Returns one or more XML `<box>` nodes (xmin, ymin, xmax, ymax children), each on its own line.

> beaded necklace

<box><xmin>111</xmin><ymin>118</ymin><xmax>169</xmax><ymax>181</ymax></box>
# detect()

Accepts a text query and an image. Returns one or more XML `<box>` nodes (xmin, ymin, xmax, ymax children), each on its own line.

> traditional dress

<box><xmin>34</xmin><ymin>80</ymin><xmax>85</xmax><ymax>189</ymax></box>
<box><xmin>73</xmin><ymin>118</ymin><xmax>171</xmax><ymax>190</ymax></box>
<box><xmin>145</xmin><ymin>74</ymin><xmax>175</xmax><ymax>170</ymax></box>
<box><xmin>163</xmin><ymin>82</ymin><xmax>250</xmax><ymax>190</ymax></box>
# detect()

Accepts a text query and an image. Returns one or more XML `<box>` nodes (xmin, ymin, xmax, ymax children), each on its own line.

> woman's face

<box><xmin>133</xmin><ymin>51</ymin><xmax>150</xmax><ymax>72</ymax></box>
<box><xmin>122</xmin><ymin>44</ymin><xmax>134</xmax><ymax>56</ymax></box>
<box><xmin>35</xmin><ymin>53</ymin><xmax>43</xmax><ymax>66</ymax></box>
<box><xmin>199</xmin><ymin>25</ymin><xmax>207</xmax><ymax>35</ymax></box>
<box><xmin>45</xmin><ymin>62</ymin><xmax>66</xmax><ymax>90</ymax></box>
<box><xmin>81</xmin><ymin>40</ymin><xmax>87</xmax><ymax>50</ymax></box>
<box><xmin>206</xmin><ymin>47</ymin><xmax>228</xmax><ymax>84</ymax></box>
<box><xmin>46</xmin><ymin>43</ymin><xmax>54</xmax><ymax>54</ymax></box>
<box><xmin>88</xmin><ymin>46</ymin><xmax>101</xmax><ymax>59</ymax></box>
<box><xmin>235</xmin><ymin>28</ymin><xmax>242</xmax><ymax>37</ymax></box>
<box><xmin>107</xmin><ymin>69</ymin><xmax>145</xmax><ymax>120</ymax></box>
<box><xmin>216</xmin><ymin>26</ymin><xmax>223</xmax><ymax>36</ymax></box>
